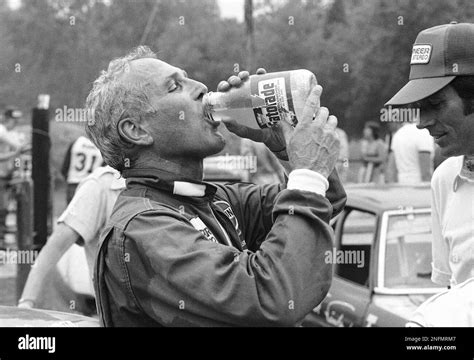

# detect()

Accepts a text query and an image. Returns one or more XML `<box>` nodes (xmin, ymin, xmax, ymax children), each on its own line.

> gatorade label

<box><xmin>251</xmin><ymin>72</ymin><xmax>296</xmax><ymax>128</ymax></box>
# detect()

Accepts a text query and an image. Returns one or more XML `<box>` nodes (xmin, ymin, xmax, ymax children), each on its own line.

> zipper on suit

<box><xmin>208</xmin><ymin>203</ymin><xmax>233</xmax><ymax>247</ymax></box>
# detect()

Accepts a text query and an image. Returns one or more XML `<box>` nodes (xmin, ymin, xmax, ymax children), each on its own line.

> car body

<box><xmin>303</xmin><ymin>183</ymin><xmax>445</xmax><ymax>327</ymax></box>
<box><xmin>0</xmin><ymin>305</ymin><xmax>99</xmax><ymax>327</ymax></box>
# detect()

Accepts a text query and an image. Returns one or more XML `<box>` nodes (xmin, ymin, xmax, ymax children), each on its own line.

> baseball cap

<box><xmin>386</xmin><ymin>22</ymin><xmax>474</xmax><ymax>106</ymax></box>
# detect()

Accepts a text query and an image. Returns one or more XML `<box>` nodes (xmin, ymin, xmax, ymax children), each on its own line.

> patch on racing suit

<box><xmin>213</xmin><ymin>200</ymin><xmax>246</xmax><ymax>249</ymax></box>
<box><xmin>189</xmin><ymin>217</ymin><xmax>218</xmax><ymax>243</ymax></box>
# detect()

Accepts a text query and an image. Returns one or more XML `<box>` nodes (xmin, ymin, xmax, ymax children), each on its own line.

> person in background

<box><xmin>61</xmin><ymin>135</ymin><xmax>103</xmax><ymax>204</ymax></box>
<box><xmin>389</xmin><ymin>121</ymin><xmax>433</xmax><ymax>184</ymax></box>
<box><xmin>335</xmin><ymin>127</ymin><xmax>349</xmax><ymax>183</ymax></box>
<box><xmin>18</xmin><ymin>165</ymin><xmax>125</xmax><ymax>312</ymax></box>
<box><xmin>0</xmin><ymin>108</ymin><xmax>25</xmax><ymax>247</ymax></box>
<box><xmin>383</xmin><ymin>121</ymin><xmax>398</xmax><ymax>183</ymax></box>
<box><xmin>386</xmin><ymin>22</ymin><xmax>474</xmax><ymax>324</ymax></box>
<box><xmin>358</xmin><ymin>121</ymin><xmax>386</xmax><ymax>183</ymax></box>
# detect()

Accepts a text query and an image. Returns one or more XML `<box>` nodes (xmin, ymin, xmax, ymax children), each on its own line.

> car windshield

<box><xmin>384</xmin><ymin>211</ymin><xmax>444</xmax><ymax>290</ymax></box>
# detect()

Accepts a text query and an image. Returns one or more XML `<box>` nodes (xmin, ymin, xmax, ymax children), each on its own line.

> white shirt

<box><xmin>67</xmin><ymin>136</ymin><xmax>103</xmax><ymax>184</ymax></box>
<box><xmin>0</xmin><ymin>124</ymin><xmax>8</xmax><ymax>143</ymax></box>
<box><xmin>0</xmin><ymin>125</ymin><xmax>12</xmax><ymax>177</ymax></box>
<box><xmin>0</xmin><ymin>124</ymin><xmax>24</xmax><ymax>145</ymax></box>
<box><xmin>0</xmin><ymin>125</ymin><xmax>26</xmax><ymax>177</ymax></box>
<box><xmin>431</xmin><ymin>156</ymin><xmax>474</xmax><ymax>287</ymax></box>
<box><xmin>391</xmin><ymin>123</ymin><xmax>433</xmax><ymax>184</ymax></box>
<box><xmin>58</xmin><ymin>166</ymin><xmax>126</xmax><ymax>285</ymax></box>
<box><xmin>407</xmin><ymin>277</ymin><xmax>474</xmax><ymax>327</ymax></box>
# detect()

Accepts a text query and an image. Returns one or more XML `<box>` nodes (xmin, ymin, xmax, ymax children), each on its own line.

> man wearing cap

<box><xmin>386</xmin><ymin>22</ymin><xmax>474</xmax><ymax>325</ymax></box>
<box><xmin>0</xmin><ymin>108</ymin><xmax>25</xmax><ymax>246</ymax></box>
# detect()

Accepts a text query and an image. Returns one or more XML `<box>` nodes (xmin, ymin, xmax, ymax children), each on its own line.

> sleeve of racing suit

<box><xmin>325</xmin><ymin>169</ymin><xmax>346</xmax><ymax>216</ymax></box>
<box><xmin>123</xmin><ymin>188</ymin><xmax>334</xmax><ymax>326</ymax></box>
<box><xmin>216</xmin><ymin>168</ymin><xmax>346</xmax><ymax>251</ymax></box>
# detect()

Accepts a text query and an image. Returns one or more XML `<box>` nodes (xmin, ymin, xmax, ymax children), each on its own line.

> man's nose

<box><xmin>417</xmin><ymin>110</ymin><xmax>435</xmax><ymax>130</ymax></box>
<box><xmin>188</xmin><ymin>79</ymin><xmax>208</xmax><ymax>100</ymax></box>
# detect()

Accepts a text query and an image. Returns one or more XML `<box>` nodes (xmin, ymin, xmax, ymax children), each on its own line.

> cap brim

<box><xmin>385</xmin><ymin>76</ymin><xmax>456</xmax><ymax>106</ymax></box>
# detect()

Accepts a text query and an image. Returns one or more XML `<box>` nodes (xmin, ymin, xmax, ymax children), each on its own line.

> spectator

<box><xmin>383</xmin><ymin>121</ymin><xmax>399</xmax><ymax>183</ymax></box>
<box><xmin>390</xmin><ymin>121</ymin><xmax>433</xmax><ymax>184</ymax></box>
<box><xmin>61</xmin><ymin>135</ymin><xmax>103</xmax><ymax>204</ymax></box>
<box><xmin>0</xmin><ymin>108</ymin><xmax>25</xmax><ymax>247</ymax></box>
<box><xmin>358</xmin><ymin>121</ymin><xmax>386</xmax><ymax>183</ymax></box>
<box><xmin>18</xmin><ymin>165</ymin><xmax>125</xmax><ymax>311</ymax></box>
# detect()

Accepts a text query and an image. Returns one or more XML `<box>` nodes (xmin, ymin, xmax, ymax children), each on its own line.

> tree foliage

<box><xmin>1</xmin><ymin>0</ymin><xmax>474</xmax><ymax>140</ymax></box>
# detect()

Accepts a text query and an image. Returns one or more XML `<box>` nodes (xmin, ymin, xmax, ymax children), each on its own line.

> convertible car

<box><xmin>303</xmin><ymin>183</ymin><xmax>445</xmax><ymax>327</ymax></box>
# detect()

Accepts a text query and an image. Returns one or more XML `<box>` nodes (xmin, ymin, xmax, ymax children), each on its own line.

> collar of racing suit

<box><xmin>122</xmin><ymin>167</ymin><xmax>218</xmax><ymax>199</ymax></box>
<box><xmin>121</xmin><ymin>167</ymin><xmax>246</xmax><ymax>250</ymax></box>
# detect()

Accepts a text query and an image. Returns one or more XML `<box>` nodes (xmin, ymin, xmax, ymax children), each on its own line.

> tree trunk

<box><xmin>244</xmin><ymin>0</ymin><xmax>256</xmax><ymax>72</ymax></box>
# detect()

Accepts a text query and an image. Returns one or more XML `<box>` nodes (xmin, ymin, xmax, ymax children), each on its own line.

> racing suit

<box><xmin>94</xmin><ymin>168</ymin><xmax>346</xmax><ymax>326</ymax></box>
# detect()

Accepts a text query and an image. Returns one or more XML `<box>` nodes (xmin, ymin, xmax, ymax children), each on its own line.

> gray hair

<box><xmin>85</xmin><ymin>46</ymin><xmax>158</xmax><ymax>171</ymax></box>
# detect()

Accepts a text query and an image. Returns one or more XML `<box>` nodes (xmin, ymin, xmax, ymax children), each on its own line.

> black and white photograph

<box><xmin>0</xmin><ymin>0</ymin><xmax>473</xmax><ymax>356</ymax></box>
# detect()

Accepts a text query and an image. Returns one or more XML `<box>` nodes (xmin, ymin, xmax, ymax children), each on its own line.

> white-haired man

<box><xmin>86</xmin><ymin>46</ymin><xmax>346</xmax><ymax>327</ymax></box>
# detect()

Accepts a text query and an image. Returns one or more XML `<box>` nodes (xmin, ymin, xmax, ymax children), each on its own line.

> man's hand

<box><xmin>284</xmin><ymin>85</ymin><xmax>340</xmax><ymax>178</ymax></box>
<box><xmin>218</xmin><ymin>68</ymin><xmax>289</xmax><ymax>159</ymax></box>
<box><xmin>217</xmin><ymin>68</ymin><xmax>265</xmax><ymax>92</ymax></box>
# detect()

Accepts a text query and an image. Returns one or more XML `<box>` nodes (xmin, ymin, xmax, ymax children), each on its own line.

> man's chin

<box><xmin>195</xmin><ymin>136</ymin><xmax>226</xmax><ymax>159</ymax></box>
<box><xmin>440</xmin><ymin>146</ymin><xmax>461</xmax><ymax>158</ymax></box>
<box><xmin>208</xmin><ymin>135</ymin><xmax>226</xmax><ymax>155</ymax></box>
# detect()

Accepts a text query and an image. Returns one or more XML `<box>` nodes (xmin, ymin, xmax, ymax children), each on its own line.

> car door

<box><xmin>304</xmin><ymin>207</ymin><xmax>377</xmax><ymax>327</ymax></box>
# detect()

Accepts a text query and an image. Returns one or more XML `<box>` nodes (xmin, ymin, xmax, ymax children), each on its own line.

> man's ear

<box><xmin>117</xmin><ymin>118</ymin><xmax>154</xmax><ymax>146</ymax></box>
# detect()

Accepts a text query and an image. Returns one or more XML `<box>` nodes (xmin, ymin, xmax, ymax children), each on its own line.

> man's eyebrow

<box><xmin>428</xmin><ymin>89</ymin><xmax>446</xmax><ymax>100</ymax></box>
<box><xmin>426</xmin><ymin>95</ymin><xmax>444</xmax><ymax>103</ymax></box>
<box><xmin>162</xmin><ymin>72</ymin><xmax>179</xmax><ymax>88</ymax></box>
<box><xmin>165</xmin><ymin>70</ymin><xmax>188</xmax><ymax>81</ymax></box>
